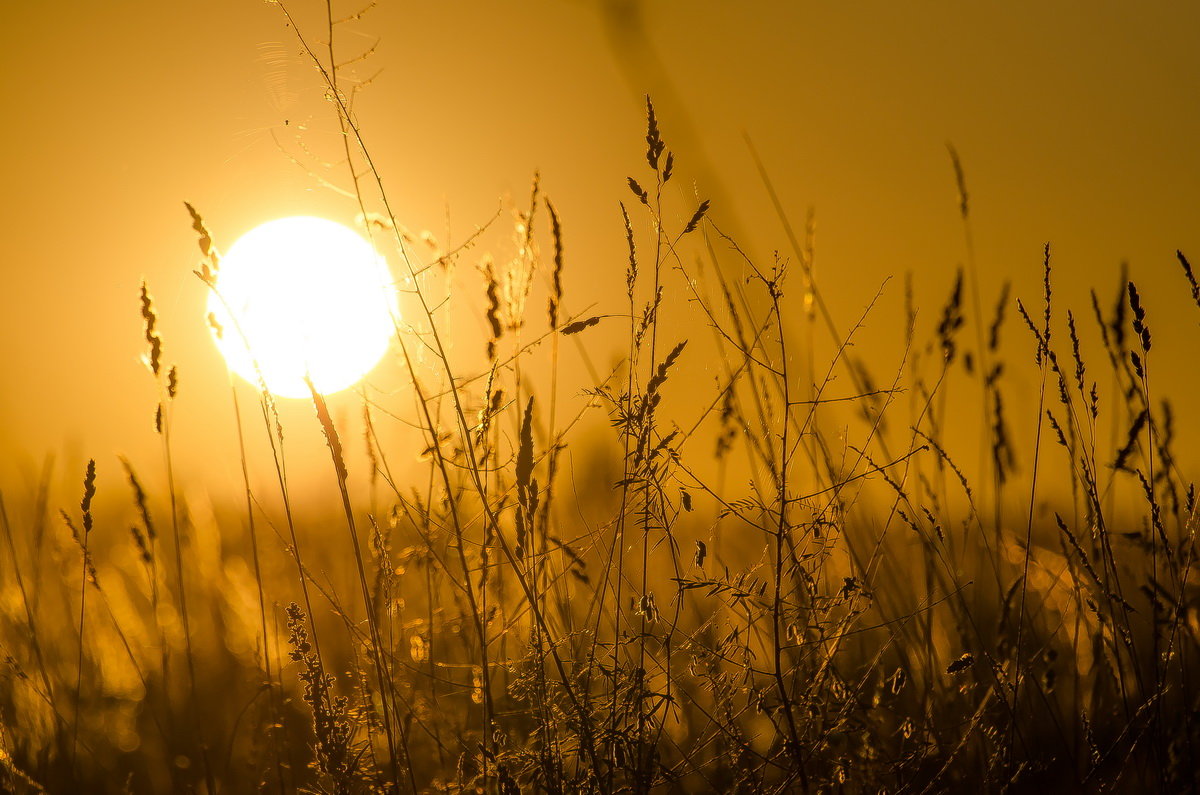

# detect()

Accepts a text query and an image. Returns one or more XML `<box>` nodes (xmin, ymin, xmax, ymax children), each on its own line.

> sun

<box><xmin>206</xmin><ymin>216</ymin><xmax>398</xmax><ymax>399</ymax></box>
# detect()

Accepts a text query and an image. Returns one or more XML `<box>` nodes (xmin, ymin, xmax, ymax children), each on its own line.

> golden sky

<box><xmin>2</xmin><ymin>1</ymin><xmax>1198</xmax><ymax>494</ymax></box>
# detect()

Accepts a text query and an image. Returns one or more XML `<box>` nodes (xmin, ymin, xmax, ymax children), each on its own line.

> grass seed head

<box><xmin>139</xmin><ymin>281</ymin><xmax>162</xmax><ymax>377</ymax></box>
<box><xmin>80</xmin><ymin>458</ymin><xmax>97</xmax><ymax>535</ymax></box>
<box><xmin>546</xmin><ymin>197</ymin><xmax>564</xmax><ymax>329</ymax></box>
<box><xmin>645</xmin><ymin>95</ymin><xmax>665</xmax><ymax>171</ymax></box>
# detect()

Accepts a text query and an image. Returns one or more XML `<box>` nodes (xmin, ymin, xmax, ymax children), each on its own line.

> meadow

<box><xmin>1</xmin><ymin>9</ymin><xmax>1198</xmax><ymax>794</ymax></box>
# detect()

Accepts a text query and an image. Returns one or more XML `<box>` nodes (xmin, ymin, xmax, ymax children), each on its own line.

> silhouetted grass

<box><xmin>0</xmin><ymin>4</ymin><xmax>1197</xmax><ymax>793</ymax></box>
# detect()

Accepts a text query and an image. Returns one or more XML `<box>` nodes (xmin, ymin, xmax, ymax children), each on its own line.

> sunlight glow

<box><xmin>207</xmin><ymin>216</ymin><xmax>397</xmax><ymax>398</ymax></box>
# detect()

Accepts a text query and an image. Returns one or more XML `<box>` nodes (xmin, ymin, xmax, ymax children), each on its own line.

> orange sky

<box><xmin>2</xmin><ymin>1</ymin><xmax>1198</xmax><ymax>497</ymax></box>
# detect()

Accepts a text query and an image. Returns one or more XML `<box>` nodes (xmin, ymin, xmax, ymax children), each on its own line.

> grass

<box><xmin>1</xmin><ymin>4</ymin><xmax>1198</xmax><ymax>793</ymax></box>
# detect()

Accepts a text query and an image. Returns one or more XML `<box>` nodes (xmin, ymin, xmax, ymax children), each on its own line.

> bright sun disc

<box><xmin>207</xmin><ymin>216</ymin><xmax>397</xmax><ymax>398</ymax></box>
